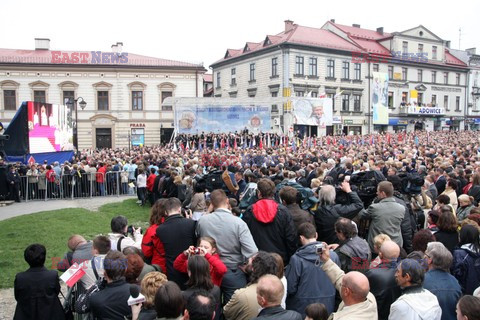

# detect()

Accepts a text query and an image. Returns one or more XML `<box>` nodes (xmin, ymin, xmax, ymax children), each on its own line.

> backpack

<box><xmin>74</xmin><ymin>258</ymin><xmax>106</xmax><ymax>314</ymax></box>
<box><xmin>177</xmin><ymin>184</ymin><xmax>187</xmax><ymax>202</ymax></box>
<box><xmin>275</xmin><ymin>180</ymin><xmax>319</xmax><ymax>211</ymax></box>
<box><xmin>399</xmin><ymin>172</ymin><xmax>424</xmax><ymax>195</ymax></box>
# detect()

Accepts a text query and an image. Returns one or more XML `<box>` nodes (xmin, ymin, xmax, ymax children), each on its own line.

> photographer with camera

<box><xmin>284</xmin><ymin>222</ymin><xmax>339</xmax><ymax>318</ymax></box>
<box><xmin>109</xmin><ymin>215</ymin><xmax>143</xmax><ymax>252</ymax></box>
<box><xmin>314</xmin><ymin>181</ymin><xmax>364</xmax><ymax>245</ymax></box>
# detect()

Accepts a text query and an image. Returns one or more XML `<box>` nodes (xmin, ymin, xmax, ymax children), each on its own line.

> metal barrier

<box><xmin>18</xmin><ymin>171</ymin><xmax>136</xmax><ymax>201</ymax></box>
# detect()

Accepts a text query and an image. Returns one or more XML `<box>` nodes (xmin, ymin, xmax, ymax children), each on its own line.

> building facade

<box><xmin>0</xmin><ymin>39</ymin><xmax>205</xmax><ymax>150</ymax></box>
<box><xmin>211</xmin><ymin>20</ymin><xmax>468</xmax><ymax>135</ymax></box>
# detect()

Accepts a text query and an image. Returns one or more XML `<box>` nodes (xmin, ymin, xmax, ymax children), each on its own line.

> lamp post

<box><xmin>67</xmin><ymin>97</ymin><xmax>87</xmax><ymax>154</ymax></box>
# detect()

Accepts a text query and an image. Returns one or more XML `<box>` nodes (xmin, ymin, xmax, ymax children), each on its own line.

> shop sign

<box><xmin>130</xmin><ymin>123</ymin><xmax>145</xmax><ymax>127</ymax></box>
<box><xmin>407</xmin><ymin>106</ymin><xmax>445</xmax><ymax>115</ymax></box>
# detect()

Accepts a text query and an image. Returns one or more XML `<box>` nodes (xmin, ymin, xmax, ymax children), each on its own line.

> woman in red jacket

<box><xmin>173</xmin><ymin>236</ymin><xmax>227</xmax><ymax>287</ymax></box>
<box><xmin>142</xmin><ymin>199</ymin><xmax>167</xmax><ymax>272</ymax></box>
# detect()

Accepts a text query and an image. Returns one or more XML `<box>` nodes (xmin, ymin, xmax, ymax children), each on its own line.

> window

<box><xmin>418</xmin><ymin>44</ymin><xmax>423</xmax><ymax>53</ymax></box>
<box><xmin>216</xmin><ymin>72</ymin><xmax>221</xmax><ymax>88</ymax></box>
<box><xmin>97</xmin><ymin>91</ymin><xmax>109</xmax><ymax>110</ymax></box>
<box><xmin>249</xmin><ymin>63</ymin><xmax>255</xmax><ymax>81</ymax></box>
<box><xmin>353</xmin><ymin>95</ymin><xmax>361</xmax><ymax>111</ymax></box>
<box><xmin>402</xmin><ymin>67</ymin><xmax>408</xmax><ymax>81</ymax></box>
<box><xmin>373</xmin><ymin>64</ymin><xmax>379</xmax><ymax>72</ymax></box>
<box><xmin>388</xmin><ymin>66</ymin><xmax>394</xmax><ymax>79</ymax></box>
<box><xmin>388</xmin><ymin>92</ymin><xmax>394</xmax><ymax>108</ymax></box>
<box><xmin>161</xmin><ymin>91</ymin><xmax>173</xmax><ymax>111</ymax></box>
<box><xmin>3</xmin><ymin>90</ymin><xmax>16</xmax><ymax>110</ymax></box>
<box><xmin>432</xmin><ymin>46</ymin><xmax>437</xmax><ymax>60</ymax></box>
<box><xmin>309</xmin><ymin>57</ymin><xmax>317</xmax><ymax>77</ymax></box>
<box><xmin>402</xmin><ymin>41</ymin><xmax>408</xmax><ymax>54</ymax></box>
<box><xmin>327</xmin><ymin>59</ymin><xmax>335</xmax><ymax>78</ymax></box>
<box><xmin>311</xmin><ymin>92</ymin><xmax>318</xmax><ymax>97</ymax></box>
<box><xmin>456</xmin><ymin>73</ymin><xmax>460</xmax><ymax>85</ymax></box>
<box><xmin>295</xmin><ymin>91</ymin><xmax>304</xmax><ymax>97</ymax></box>
<box><xmin>456</xmin><ymin>96</ymin><xmax>460</xmax><ymax>111</ymax></box>
<box><xmin>444</xmin><ymin>95</ymin><xmax>449</xmax><ymax>110</ymax></box>
<box><xmin>402</xmin><ymin>92</ymin><xmax>408</xmax><ymax>103</ymax></box>
<box><xmin>271</xmin><ymin>91</ymin><xmax>278</xmax><ymax>97</ymax></box>
<box><xmin>132</xmin><ymin>91</ymin><xmax>143</xmax><ymax>110</ymax></box>
<box><xmin>271</xmin><ymin>58</ymin><xmax>278</xmax><ymax>77</ymax></box>
<box><xmin>63</xmin><ymin>91</ymin><xmax>75</xmax><ymax>124</ymax></box>
<box><xmin>295</xmin><ymin>56</ymin><xmax>304</xmax><ymax>75</ymax></box>
<box><xmin>231</xmin><ymin>68</ymin><xmax>236</xmax><ymax>86</ymax></box>
<box><xmin>342</xmin><ymin>61</ymin><xmax>350</xmax><ymax>79</ymax></box>
<box><xmin>432</xmin><ymin>94</ymin><xmax>437</xmax><ymax>105</ymax></box>
<box><xmin>444</xmin><ymin>72</ymin><xmax>448</xmax><ymax>84</ymax></box>
<box><xmin>432</xmin><ymin>71</ymin><xmax>437</xmax><ymax>83</ymax></box>
<box><xmin>418</xmin><ymin>92</ymin><xmax>423</xmax><ymax>104</ymax></box>
<box><xmin>418</xmin><ymin>69</ymin><xmax>423</xmax><ymax>82</ymax></box>
<box><xmin>34</xmin><ymin>90</ymin><xmax>46</xmax><ymax>103</ymax></box>
<box><xmin>342</xmin><ymin>94</ymin><xmax>349</xmax><ymax>111</ymax></box>
<box><xmin>354</xmin><ymin>63</ymin><xmax>361</xmax><ymax>80</ymax></box>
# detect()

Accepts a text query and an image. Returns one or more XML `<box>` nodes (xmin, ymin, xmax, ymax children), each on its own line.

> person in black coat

<box><xmin>14</xmin><ymin>244</ymin><xmax>65</xmax><ymax>320</ymax></box>
<box><xmin>89</xmin><ymin>250</ymin><xmax>132</xmax><ymax>319</ymax></box>
<box><xmin>156</xmin><ymin>197</ymin><xmax>197</xmax><ymax>290</ymax></box>
<box><xmin>243</xmin><ymin>179</ymin><xmax>297</xmax><ymax>265</ymax></box>
<box><xmin>314</xmin><ymin>182</ymin><xmax>364</xmax><ymax>245</ymax></box>
<box><xmin>253</xmin><ymin>274</ymin><xmax>302</xmax><ymax>320</ymax></box>
<box><xmin>7</xmin><ymin>165</ymin><xmax>21</xmax><ymax>202</ymax></box>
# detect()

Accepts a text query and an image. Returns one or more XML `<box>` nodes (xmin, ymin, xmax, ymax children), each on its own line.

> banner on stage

<box><xmin>175</xmin><ymin>105</ymin><xmax>271</xmax><ymax>134</ymax></box>
<box><xmin>292</xmin><ymin>98</ymin><xmax>333</xmax><ymax>127</ymax></box>
<box><xmin>372</xmin><ymin>72</ymin><xmax>389</xmax><ymax>125</ymax></box>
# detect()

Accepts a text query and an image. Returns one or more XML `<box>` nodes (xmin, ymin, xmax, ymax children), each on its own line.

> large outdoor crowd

<box><xmin>11</xmin><ymin>129</ymin><xmax>480</xmax><ymax>320</ymax></box>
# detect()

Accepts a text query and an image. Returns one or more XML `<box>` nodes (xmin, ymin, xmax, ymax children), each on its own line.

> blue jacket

<box><xmin>423</xmin><ymin>269</ymin><xmax>461</xmax><ymax>320</ymax></box>
<box><xmin>452</xmin><ymin>244</ymin><xmax>480</xmax><ymax>295</ymax></box>
<box><xmin>285</xmin><ymin>242</ymin><xmax>339</xmax><ymax>317</ymax></box>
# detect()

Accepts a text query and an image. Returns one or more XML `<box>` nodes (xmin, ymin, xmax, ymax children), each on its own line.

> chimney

<box><xmin>466</xmin><ymin>47</ymin><xmax>476</xmax><ymax>55</ymax></box>
<box><xmin>352</xmin><ymin>24</ymin><xmax>361</xmax><ymax>28</ymax></box>
<box><xmin>446</xmin><ymin>40</ymin><xmax>451</xmax><ymax>48</ymax></box>
<box><xmin>284</xmin><ymin>20</ymin><xmax>294</xmax><ymax>32</ymax></box>
<box><xmin>116</xmin><ymin>42</ymin><xmax>123</xmax><ymax>53</ymax></box>
<box><xmin>376</xmin><ymin>27</ymin><xmax>384</xmax><ymax>35</ymax></box>
<box><xmin>35</xmin><ymin>38</ymin><xmax>50</xmax><ymax>50</ymax></box>
<box><xmin>111</xmin><ymin>44</ymin><xmax>118</xmax><ymax>52</ymax></box>
<box><xmin>330</xmin><ymin>19</ymin><xmax>335</xmax><ymax>23</ymax></box>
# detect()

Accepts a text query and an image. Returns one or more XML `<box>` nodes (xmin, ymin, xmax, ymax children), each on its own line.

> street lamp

<box><xmin>66</xmin><ymin>97</ymin><xmax>87</xmax><ymax>153</ymax></box>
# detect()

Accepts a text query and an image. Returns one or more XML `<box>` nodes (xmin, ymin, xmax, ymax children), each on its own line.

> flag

<box><xmin>259</xmin><ymin>137</ymin><xmax>263</xmax><ymax>149</ymax></box>
<box><xmin>226</xmin><ymin>138</ymin><xmax>230</xmax><ymax>149</ymax></box>
<box><xmin>199</xmin><ymin>140</ymin><xmax>203</xmax><ymax>152</ymax></box>
<box><xmin>173</xmin><ymin>142</ymin><xmax>178</xmax><ymax>152</ymax></box>
<box><xmin>28</xmin><ymin>156</ymin><xmax>36</xmax><ymax>165</ymax></box>
<box><xmin>334</xmin><ymin>90</ymin><xmax>344</xmax><ymax>99</ymax></box>
<box><xmin>186</xmin><ymin>140</ymin><xmax>190</xmax><ymax>150</ymax></box>
<box><xmin>253</xmin><ymin>137</ymin><xmax>256</xmax><ymax>147</ymax></box>
<box><xmin>387</xmin><ymin>133</ymin><xmax>391</xmax><ymax>145</ymax></box>
<box><xmin>60</xmin><ymin>263</ymin><xmax>86</xmax><ymax>287</ymax></box>
<box><xmin>234</xmin><ymin>138</ymin><xmax>237</xmax><ymax>149</ymax></box>
<box><xmin>267</xmin><ymin>134</ymin><xmax>271</xmax><ymax>148</ymax></box>
<box><xmin>291</xmin><ymin>138</ymin><xmax>296</xmax><ymax>151</ymax></box>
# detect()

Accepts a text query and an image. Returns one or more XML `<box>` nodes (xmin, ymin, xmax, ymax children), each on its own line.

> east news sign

<box><xmin>51</xmin><ymin>51</ymin><xmax>129</xmax><ymax>64</ymax></box>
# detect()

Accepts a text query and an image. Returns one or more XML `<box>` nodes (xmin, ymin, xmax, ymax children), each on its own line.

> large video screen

<box><xmin>27</xmin><ymin>101</ymin><xmax>73</xmax><ymax>153</ymax></box>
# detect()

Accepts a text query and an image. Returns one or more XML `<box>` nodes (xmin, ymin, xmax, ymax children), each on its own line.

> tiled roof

<box><xmin>331</xmin><ymin>22</ymin><xmax>392</xmax><ymax>40</ymax></box>
<box><xmin>203</xmin><ymin>74</ymin><xmax>212</xmax><ymax>82</ymax></box>
<box><xmin>0</xmin><ymin>48</ymin><xmax>203</xmax><ymax>68</ymax></box>
<box><xmin>287</xmin><ymin>26</ymin><xmax>363</xmax><ymax>52</ymax></box>
<box><xmin>349</xmin><ymin>38</ymin><xmax>391</xmax><ymax>56</ymax></box>
<box><xmin>445</xmin><ymin>50</ymin><xmax>468</xmax><ymax>66</ymax></box>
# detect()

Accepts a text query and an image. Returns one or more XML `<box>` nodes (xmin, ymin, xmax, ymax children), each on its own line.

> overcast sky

<box><xmin>1</xmin><ymin>0</ymin><xmax>479</xmax><ymax>71</ymax></box>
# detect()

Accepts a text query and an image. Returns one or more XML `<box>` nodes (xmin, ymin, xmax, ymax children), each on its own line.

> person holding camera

<box><xmin>284</xmin><ymin>222</ymin><xmax>339</xmax><ymax>318</ymax></box>
<box><xmin>109</xmin><ymin>215</ymin><xmax>143</xmax><ymax>252</ymax></box>
<box><xmin>173</xmin><ymin>236</ymin><xmax>227</xmax><ymax>287</ymax></box>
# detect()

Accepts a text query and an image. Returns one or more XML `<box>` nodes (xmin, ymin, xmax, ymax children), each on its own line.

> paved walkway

<box><xmin>0</xmin><ymin>195</ymin><xmax>136</xmax><ymax>221</ymax></box>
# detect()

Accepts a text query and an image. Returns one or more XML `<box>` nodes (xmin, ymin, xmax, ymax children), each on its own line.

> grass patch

<box><xmin>0</xmin><ymin>199</ymin><xmax>150</xmax><ymax>289</ymax></box>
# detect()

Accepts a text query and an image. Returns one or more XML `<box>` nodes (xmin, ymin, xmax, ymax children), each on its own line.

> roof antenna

<box><xmin>459</xmin><ymin>27</ymin><xmax>461</xmax><ymax>50</ymax></box>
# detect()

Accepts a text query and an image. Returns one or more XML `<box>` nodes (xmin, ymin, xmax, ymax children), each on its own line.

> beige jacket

<box><xmin>321</xmin><ymin>259</ymin><xmax>378</xmax><ymax>320</ymax></box>
<box><xmin>223</xmin><ymin>283</ymin><xmax>260</xmax><ymax>320</ymax></box>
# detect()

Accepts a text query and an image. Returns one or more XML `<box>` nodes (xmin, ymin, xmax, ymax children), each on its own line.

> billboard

<box><xmin>292</xmin><ymin>97</ymin><xmax>333</xmax><ymax>127</ymax></box>
<box><xmin>27</xmin><ymin>101</ymin><xmax>73</xmax><ymax>153</ymax></box>
<box><xmin>372</xmin><ymin>72</ymin><xmax>389</xmax><ymax>125</ymax></box>
<box><xmin>175</xmin><ymin>105</ymin><xmax>271</xmax><ymax>134</ymax></box>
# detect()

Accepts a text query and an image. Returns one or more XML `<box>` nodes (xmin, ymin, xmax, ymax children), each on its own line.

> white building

<box><xmin>211</xmin><ymin>20</ymin><xmax>469</xmax><ymax>135</ymax></box>
<box><xmin>0</xmin><ymin>39</ymin><xmax>206</xmax><ymax>149</ymax></box>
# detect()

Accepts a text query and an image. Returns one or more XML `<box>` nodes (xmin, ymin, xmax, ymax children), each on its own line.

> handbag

<box><xmin>74</xmin><ymin>258</ymin><xmax>105</xmax><ymax>314</ymax></box>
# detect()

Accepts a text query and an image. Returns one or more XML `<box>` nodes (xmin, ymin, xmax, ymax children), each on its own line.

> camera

<box><xmin>194</xmin><ymin>247</ymin><xmax>201</xmax><ymax>255</ymax></box>
<box><xmin>315</xmin><ymin>244</ymin><xmax>324</xmax><ymax>255</ymax></box>
<box><xmin>127</xmin><ymin>225</ymin><xmax>142</xmax><ymax>235</ymax></box>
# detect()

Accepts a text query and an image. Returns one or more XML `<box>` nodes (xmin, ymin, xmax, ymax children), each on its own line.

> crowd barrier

<box><xmin>17</xmin><ymin>172</ymin><xmax>136</xmax><ymax>202</ymax></box>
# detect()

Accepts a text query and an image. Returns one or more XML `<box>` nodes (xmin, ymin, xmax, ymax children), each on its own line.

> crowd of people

<box><xmin>12</xmin><ymin>129</ymin><xmax>480</xmax><ymax>320</ymax></box>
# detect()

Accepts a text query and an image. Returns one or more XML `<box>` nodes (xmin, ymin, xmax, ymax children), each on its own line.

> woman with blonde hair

<box><xmin>132</xmin><ymin>271</ymin><xmax>169</xmax><ymax>320</ymax></box>
<box><xmin>457</xmin><ymin>195</ymin><xmax>475</xmax><ymax>222</ymax></box>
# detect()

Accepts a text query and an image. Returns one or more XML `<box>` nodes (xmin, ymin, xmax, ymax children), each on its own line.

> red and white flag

<box><xmin>60</xmin><ymin>263</ymin><xmax>86</xmax><ymax>287</ymax></box>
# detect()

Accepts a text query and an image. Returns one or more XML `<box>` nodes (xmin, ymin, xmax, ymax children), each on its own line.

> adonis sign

<box><xmin>352</xmin><ymin>51</ymin><xmax>428</xmax><ymax>64</ymax></box>
<box><xmin>51</xmin><ymin>51</ymin><xmax>129</xmax><ymax>64</ymax></box>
